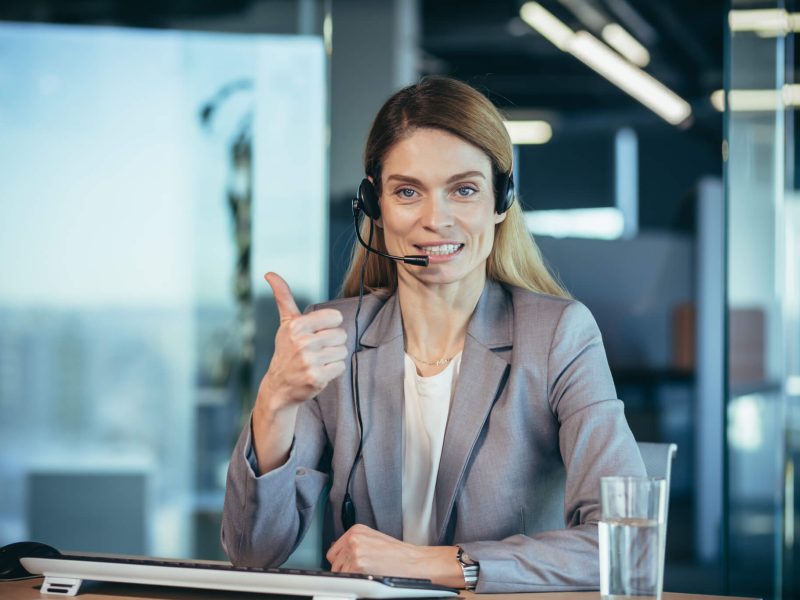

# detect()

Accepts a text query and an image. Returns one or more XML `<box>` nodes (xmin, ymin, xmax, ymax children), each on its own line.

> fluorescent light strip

<box><xmin>569</xmin><ymin>32</ymin><xmax>691</xmax><ymax>124</ymax></box>
<box><xmin>520</xmin><ymin>2</ymin><xmax>572</xmax><ymax>50</ymax></box>
<box><xmin>520</xmin><ymin>2</ymin><xmax>691</xmax><ymax>126</ymax></box>
<box><xmin>602</xmin><ymin>23</ymin><xmax>650</xmax><ymax>67</ymax></box>
<box><xmin>728</xmin><ymin>9</ymin><xmax>800</xmax><ymax>37</ymax></box>
<box><xmin>710</xmin><ymin>85</ymin><xmax>800</xmax><ymax>112</ymax></box>
<box><xmin>729</xmin><ymin>9</ymin><xmax>789</xmax><ymax>34</ymax></box>
<box><xmin>525</xmin><ymin>208</ymin><xmax>625</xmax><ymax>240</ymax></box>
<box><xmin>504</xmin><ymin>120</ymin><xmax>553</xmax><ymax>144</ymax></box>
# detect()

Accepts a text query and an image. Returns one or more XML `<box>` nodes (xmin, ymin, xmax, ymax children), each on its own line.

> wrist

<box><xmin>404</xmin><ymin>546</ymin><xmax>464</xmax><ymax>588</ymax></box>
<box><xmin>256</xmin><ymin>376</ymin><xmax>292</xmax><ymax>418</ymax></box>
<box><xmin>456</xmin><ymin>546</ymin><xmax>479</xmax><ymax>591</ymax></box>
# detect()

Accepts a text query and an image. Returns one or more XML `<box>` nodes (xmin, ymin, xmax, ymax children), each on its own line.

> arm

<box><xmin>221</xmin><ymin>273</ymin><xmax>347</xmax><ymax>567</ymax></box>
<box><xmin>222</xmin><ymin>399</ymin><xmax>330</xmax><ymax>567</ymax></box>
<box><xmin>458</xmin><ymin>301</ymin><xmax>646</xmax><ymax>592</ymax></box>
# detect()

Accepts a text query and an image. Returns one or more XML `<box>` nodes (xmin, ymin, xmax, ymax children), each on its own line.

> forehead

<box><xmin>381</xmin><ymin>128</ymin><xmax>492</xmax><ymax>179</ymax></box>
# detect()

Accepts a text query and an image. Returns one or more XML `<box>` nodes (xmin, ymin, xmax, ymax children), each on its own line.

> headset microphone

<box><xmin>350</xmin><ymin>206</ymin><xmax>429</xmax><ymax>267</ymax></box>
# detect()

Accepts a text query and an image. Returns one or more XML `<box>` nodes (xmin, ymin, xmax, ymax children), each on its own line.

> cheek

<box><xmin>469</xmin><ymin>212</ymin><xmax>498</xmax><ymax>243</ymax></box>
<box><xmin>381</xmin><ymin>215</ymin><xmax>408</xmax><ymax>241</ymax></box>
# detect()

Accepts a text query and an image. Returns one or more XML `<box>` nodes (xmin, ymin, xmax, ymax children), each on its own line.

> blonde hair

<box><xmin>340</xmin><ymin>76</ymin><xmax>569</xmax><ymax>299</ymax></box>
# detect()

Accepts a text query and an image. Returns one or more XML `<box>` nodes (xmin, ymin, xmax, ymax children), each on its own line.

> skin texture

<box><xmin>255</xmin><ymin>128</ymin><xmax>506</xmax><ymax>587</ymax></box>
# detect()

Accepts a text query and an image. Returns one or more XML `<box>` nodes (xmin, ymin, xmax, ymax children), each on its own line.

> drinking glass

<box><xmin>599</xmin><ymin>476</ymin><xmax>667</xmax><ymax>600</ymax></box>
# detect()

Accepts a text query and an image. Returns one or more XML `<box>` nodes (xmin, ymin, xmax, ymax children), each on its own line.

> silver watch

<box><xmin>456</xmin><ymin>546</ymin><xmax>479</xmax><ymax>590</ymax></box>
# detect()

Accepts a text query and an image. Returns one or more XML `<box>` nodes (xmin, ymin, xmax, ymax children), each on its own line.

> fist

<box><xmin>259</xmin><ymin>272</ymin><xmax>348</xmax><ymax>411</ymax></box>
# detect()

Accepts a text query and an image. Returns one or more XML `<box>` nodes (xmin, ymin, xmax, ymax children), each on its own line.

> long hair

<box><xmin>340</xmin><ymin>76</ymin><xmax>569</xmax><ymax>299</ymax></box>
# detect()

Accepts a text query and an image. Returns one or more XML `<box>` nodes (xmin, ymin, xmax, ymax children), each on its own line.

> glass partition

<box><xmin>725</xmin><ymin>0</ymin><xmax>800</xmax><ymax>597</ymax></box>
<box><xmin>0</xmin><ymin>22</ymin><xmax>327</xmax><ymax>560</ymax></box>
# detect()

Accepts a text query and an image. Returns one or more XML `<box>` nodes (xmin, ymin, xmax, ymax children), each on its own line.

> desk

<box><xmin>1</xmin><ymin>578</ymin><xmax>760</xmax><ymax>600</ymax></box>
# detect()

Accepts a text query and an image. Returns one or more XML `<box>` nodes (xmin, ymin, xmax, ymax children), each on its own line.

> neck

<box><xmin>397</xmin><ymin>271</ymin><xmax>486</xmax><ymax>362</ymax></box>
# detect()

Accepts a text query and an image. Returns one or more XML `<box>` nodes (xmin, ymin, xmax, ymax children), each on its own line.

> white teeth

<box><xmin>420</xmin><ymin>244</ymin><xmax>462</xmax><ymax>256</ymax></box>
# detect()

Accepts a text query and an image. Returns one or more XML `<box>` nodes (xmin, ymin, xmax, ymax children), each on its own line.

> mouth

<box><xmin>414</xmin><ymin>243</ymin><xmax>465</xmax><ymax>257</ymax></box>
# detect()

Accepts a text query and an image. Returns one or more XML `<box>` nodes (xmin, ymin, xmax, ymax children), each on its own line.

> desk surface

<box><xmin>1</xmin><ymin>578</ymin><xmax>759</xmax><ymax>600</ymax></box>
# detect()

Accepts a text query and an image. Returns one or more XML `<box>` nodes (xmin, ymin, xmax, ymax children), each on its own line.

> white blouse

<box><xmin>401</xmin><ymin>352</ymin><xmax>462</xmax><ymax>546</ymax></box>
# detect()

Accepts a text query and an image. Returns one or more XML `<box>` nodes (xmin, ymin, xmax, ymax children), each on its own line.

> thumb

<box><xmin>264</xmin><ymin>272</ymin><xmax>301</xmax><ymax>321</ymax></box>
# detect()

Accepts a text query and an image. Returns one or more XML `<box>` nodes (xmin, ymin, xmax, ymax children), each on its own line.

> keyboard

<box><xmin>21</xmin><ymin>553</ymin><xmax>459</xmax><ymax>599</ymax></box>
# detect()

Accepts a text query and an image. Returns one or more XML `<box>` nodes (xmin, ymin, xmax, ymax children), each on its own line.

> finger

<box><xmin>290</xmin><ymin>309</ymin><xmax>344</xmax><ymax>335</ymax></box>
<box><xmin>327</xmin><ymin>538</ymin><xmax>344</xmax><ymax>566</ymax></box>
<box><xmin>313</xmin><ymin>345</ymin><xmax>349</xmax><ymax>365</ymax></box>
<box><xmin>304</xmin><ymin>327</ymin><xmax>347</xmax><ymax>350</ymax></box>
<box><xmin>264</xmin><ymin>272</ymin><xmax>301</xmax><ymax>322</ymax></box>
<box><xmin>331</xmin><ymin>555</ymin><xmax>347</xmax><ymax>573</ymax></box>
<box><xmin>338</xmin><ymin>560</ymin><xmax>357</xmax><ymax>574</ymax></box>
<box><xmin>319</xmin><ymin>360</ymin><xmax>346</xmax><ymax>382</ymax></box>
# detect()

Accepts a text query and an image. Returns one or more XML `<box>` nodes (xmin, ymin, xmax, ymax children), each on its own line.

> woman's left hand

<box><xmin>326</xmin><ymin>524</ymin><xmax>464</xmax><ymax>587</ymax></box>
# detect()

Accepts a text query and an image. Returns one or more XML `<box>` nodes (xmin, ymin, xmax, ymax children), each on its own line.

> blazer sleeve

<box><xmin>458</xmin><ymin>300</ymin><xmax>646</xmax><ymax>592</ymax></box>
<box><xmin>221</xmin><ymin>395</ymin><xmax>330</xmax><ymax>567</ymax></box>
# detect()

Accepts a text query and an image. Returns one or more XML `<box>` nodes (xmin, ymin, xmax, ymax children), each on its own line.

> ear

<box><xmin>494</xmin><ymin>210</ymin><xmax>507</xmax><ymax>225</ymax></box>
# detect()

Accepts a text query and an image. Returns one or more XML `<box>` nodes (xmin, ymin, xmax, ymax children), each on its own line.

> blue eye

<box><xmin>456</xmin><ymin>186</ymin><xmax>477</xmax><ymax>197</ymax></box>
<box><xmin>397</xmin><ymin>188</ymin><xmax>416</xmax><ymax>198</ymax></box>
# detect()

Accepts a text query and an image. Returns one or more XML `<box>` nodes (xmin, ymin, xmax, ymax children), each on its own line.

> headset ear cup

<box><xmin>495</xmin><ymin>173</ymin><xmax>515</xmax><ymax>214</ymax></box>
<box><xmin>358</xmin><ymin>178</ymin><xmax>381</xmax><ymax>220</ymax></box>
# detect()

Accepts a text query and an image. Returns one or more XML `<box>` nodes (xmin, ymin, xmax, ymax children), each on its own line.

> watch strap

<box><xmin>456</xmin><ymin>546</ymin><xmax>479</xmax><ymax>590</ymax></box>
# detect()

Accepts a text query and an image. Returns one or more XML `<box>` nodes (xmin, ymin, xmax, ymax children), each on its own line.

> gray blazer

<box><xmin>222</xmin><ymin>280</ymin><xmax>646</xmax><ymax>592</ymax></box>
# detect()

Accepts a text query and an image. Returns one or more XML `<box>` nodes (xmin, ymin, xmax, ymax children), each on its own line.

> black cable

<box><xmin>352</xmin><ymin>213</ymin><xmax>428</xmax><ymax>267</ymax></box>
<box><xmin>341</xmin><ymin>215</ymin><xmax>374</xmax><ymax>530</ymax></box>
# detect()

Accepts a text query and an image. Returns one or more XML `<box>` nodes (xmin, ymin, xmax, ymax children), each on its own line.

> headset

<box><xmin>340</xmin><ymin>170</ymin><xmax>515</xmax><ymax>531</ymax></box>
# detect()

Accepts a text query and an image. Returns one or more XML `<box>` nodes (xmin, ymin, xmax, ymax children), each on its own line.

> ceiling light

<box><xmin>569</xmin><ymin>32</ymin><xmax>691</xmax><ymax>125</ymax></box>
<box><xmin>504</xmin><ymin>120</ymin><xmax>553</xmax><ymax>144</ymax></box>
<box><xmin>728</xmin><ymin>9</ymin><xmax>790</xmax><ymax>35</ymax></box>
<box><xmin>519</xmin><ymin>2</ymin><xmax>573</xmax><ymax>50</ymax></box>
<box><xmin>519</xmin><ymin>2</ymin><xmax>691</xmax><ymax>126</ymax></box>
<box><xmin>711</xmin><ymin>85</ymin><xmax>800</xmax><ymax>111</ymax></box>
<box><xmin>710</xmin><ymin>90</ymin><xmax>724</xmax><ymax>111</ymax></box>
<box><xmin>605</xmin><ymin>0</ymin><xmax>658</xmax><ymax>46</ymax></box>
<box><xmin>601</xmin><ymin>23</ymin><xmax>650</xmax><ymax>67</ymax></box>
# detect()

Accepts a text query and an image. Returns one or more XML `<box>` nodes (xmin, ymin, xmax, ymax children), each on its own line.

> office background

<box><xmin>0</xmin><ymin>1</ymin><xmax>797</xmax><ymax>599</ymax></box>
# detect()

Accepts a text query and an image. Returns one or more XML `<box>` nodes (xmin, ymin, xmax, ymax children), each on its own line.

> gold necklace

<box><xmin>406</xmin><ymin>350</ymin><xmax>455</xmax><ymax>367</ymax></box>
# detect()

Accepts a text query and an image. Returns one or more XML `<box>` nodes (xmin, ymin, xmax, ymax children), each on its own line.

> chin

<box><xmin>415</xmin><ymin>266</ymin><xmax>478</xmax><ymax>286</ymax></box>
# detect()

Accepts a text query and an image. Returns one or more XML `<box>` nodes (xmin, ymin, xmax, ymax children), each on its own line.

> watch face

<box><xmin>458</xmin><ymin>549</ymin><xmax>477</xmax><ymax>566</ymax></box>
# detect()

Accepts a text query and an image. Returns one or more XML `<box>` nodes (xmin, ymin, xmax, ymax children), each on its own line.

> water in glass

<box><xmin>599</xmin><ymin>516</ymin><xmax>663</xmax><ymax>600</ymax></box>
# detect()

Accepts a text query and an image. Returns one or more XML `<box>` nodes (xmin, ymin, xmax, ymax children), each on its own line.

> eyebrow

<box><xmin>384</xmin><ymin>171</ymin><xmax>487</xmax><ymax>185</ymax></box>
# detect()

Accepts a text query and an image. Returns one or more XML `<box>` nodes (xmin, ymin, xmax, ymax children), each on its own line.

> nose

<box><xmin>420</xmin><ymin>193</ymin><xmax>454</xmax><ymax>230</ymax></box>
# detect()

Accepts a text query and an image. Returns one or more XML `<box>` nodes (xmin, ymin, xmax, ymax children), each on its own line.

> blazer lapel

<box><xmin>433</xmin><ymin>281</ymin><xmax>513</xmax><ymax>544</ymax></box>
<box><xmin>356</xmin><ymin>293</ymin><xmax>405</xmax><ymax>539</ymax></box>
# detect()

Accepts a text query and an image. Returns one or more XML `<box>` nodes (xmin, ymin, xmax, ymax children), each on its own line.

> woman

<box><xmin>222</xmin><ymin>76</ymin><xmax>645</xmax><ymax>593</ymax></box>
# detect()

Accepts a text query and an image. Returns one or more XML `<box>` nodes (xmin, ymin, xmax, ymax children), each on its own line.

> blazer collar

<box><xmin>464</xmin><ymin>279</ymin><xmax>513</xmax><ymax>349</ymax></box>
<box><xmin>355</xmin><ymin>280</ymin><xmax>514</xmax><ymax>541</ymax></box>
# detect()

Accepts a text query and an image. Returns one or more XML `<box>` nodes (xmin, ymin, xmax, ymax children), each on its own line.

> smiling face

<box><xmin>377</xmin><ymin>127</ymin><xmax>506</xmax><ymax>295</ymax></box>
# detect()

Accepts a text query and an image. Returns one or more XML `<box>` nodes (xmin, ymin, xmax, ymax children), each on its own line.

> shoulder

<box><xmin>506</xmin><ymin>285</ymin><xmax>597</xmax><ymax>333</ymax></box>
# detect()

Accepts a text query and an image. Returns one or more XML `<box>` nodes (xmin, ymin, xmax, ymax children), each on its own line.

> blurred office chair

<box><xmin>637</xmin><ymin>441</ymin><xmax>677</xmax><ymax>528</ymax></box>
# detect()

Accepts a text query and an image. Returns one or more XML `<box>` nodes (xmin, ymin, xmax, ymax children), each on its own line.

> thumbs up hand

<box><xmin>258</xmin><ymin>272</ymin><xmax>348</xmax><ymax>412</ymax></box>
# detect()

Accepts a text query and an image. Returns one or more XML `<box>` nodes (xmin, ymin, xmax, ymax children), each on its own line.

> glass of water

<box><xmin>599</xmin><ymin>476</ymin><xmax>667</xmax><ymax>600</ymax></box>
